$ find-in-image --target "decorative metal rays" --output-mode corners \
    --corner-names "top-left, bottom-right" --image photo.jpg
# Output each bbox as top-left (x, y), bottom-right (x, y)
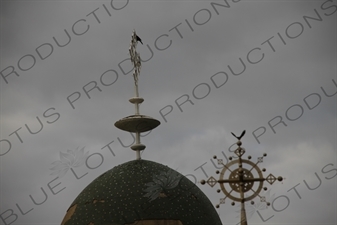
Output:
top-left (201, 131), bottom-right (283, 225)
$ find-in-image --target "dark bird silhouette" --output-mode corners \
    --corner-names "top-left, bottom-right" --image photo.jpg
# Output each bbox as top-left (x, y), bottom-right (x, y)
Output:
top-left (231, 130), bottom-right (246, 140)
top-left (136, 35), bottom-right (143, 45)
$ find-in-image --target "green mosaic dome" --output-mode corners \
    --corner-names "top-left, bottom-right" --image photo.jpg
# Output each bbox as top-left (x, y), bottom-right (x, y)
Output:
top-left (61, 159), bottom-right (222, 225)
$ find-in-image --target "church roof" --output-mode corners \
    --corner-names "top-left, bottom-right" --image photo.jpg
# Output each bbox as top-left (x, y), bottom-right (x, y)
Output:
top-left (61, 159), bottom-right (222, 225)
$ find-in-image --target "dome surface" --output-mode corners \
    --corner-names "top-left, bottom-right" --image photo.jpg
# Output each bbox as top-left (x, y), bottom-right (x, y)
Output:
top-left (61, 159), bottom-right (222, 225)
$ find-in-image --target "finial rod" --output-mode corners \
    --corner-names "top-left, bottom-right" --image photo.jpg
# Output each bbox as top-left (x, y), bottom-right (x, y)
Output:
top-left (130, 30), bottom-right (142, 159)
top-left (134, 85), bottom-right (140, 115)
top-left (114, 30), bottom-right (160, 161)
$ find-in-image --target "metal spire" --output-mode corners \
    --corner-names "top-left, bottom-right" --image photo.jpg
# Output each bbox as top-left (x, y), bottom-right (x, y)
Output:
top-left (129, 30), bottom-right (141, 93)
top-left (114, 30), bottom-right (160, 160)
top-left (201, 131), bottom-right (284, 225)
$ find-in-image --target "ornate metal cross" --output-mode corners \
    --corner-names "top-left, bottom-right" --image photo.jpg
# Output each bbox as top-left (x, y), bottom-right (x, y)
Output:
top-left (201, 131), bottom-right (283, 225)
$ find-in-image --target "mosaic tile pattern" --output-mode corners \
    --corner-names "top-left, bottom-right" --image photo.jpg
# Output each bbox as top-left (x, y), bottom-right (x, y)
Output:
top-left (61, 160), bottom-right (222, 225)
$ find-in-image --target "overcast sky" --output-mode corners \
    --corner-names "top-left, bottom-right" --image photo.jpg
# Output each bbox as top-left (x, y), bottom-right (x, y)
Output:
top-left (0, 0), bottom-right (336, 225)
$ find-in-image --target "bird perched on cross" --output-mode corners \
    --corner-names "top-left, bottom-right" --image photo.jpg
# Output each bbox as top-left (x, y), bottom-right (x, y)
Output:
top-left (231, 130), bottom-right (246, 140)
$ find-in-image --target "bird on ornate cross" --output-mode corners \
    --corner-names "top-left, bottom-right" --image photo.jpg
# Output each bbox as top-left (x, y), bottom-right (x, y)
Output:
top-left (201, 130), bottom-right (284, 225)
